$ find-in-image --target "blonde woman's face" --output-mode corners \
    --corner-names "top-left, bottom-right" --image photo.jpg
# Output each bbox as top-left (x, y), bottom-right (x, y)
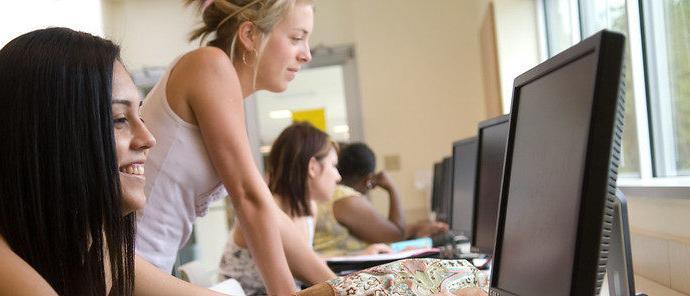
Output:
top-left (112, 61), bottom-right (156, 215)
top-left (257, 2), bottom-right (313, 92)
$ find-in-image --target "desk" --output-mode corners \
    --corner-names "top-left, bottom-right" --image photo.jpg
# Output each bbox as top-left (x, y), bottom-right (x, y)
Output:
top-left (600, 275), bottom-right (688, 296)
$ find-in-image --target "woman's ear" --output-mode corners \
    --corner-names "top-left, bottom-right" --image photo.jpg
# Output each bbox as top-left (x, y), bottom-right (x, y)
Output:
top-left (365, 172), bottom-right (376, 189)
top-left (308, 157), bottom-right (320, 178)
top-left (237, 21), bottom-right (259, 52)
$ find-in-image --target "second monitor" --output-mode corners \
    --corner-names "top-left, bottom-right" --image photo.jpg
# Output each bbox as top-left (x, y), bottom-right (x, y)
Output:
top-left (471, 114), bottom-right (510, 255)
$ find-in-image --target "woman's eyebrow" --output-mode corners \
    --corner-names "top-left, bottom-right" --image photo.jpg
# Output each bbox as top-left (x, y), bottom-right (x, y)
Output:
top-left (112, 99), bottom-right (132, 106)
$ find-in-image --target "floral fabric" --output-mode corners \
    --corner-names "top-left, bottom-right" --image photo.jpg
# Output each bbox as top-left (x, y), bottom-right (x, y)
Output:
top-left (325, 259), bottom-right (488, 295)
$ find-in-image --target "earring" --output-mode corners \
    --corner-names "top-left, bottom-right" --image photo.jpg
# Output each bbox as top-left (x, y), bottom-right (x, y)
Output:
top-left (242, 50), bottom-right (257, 66)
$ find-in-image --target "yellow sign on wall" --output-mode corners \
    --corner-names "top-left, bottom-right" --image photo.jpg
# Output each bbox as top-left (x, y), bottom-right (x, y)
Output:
top-left (292, 108), bottom-right (326, 132)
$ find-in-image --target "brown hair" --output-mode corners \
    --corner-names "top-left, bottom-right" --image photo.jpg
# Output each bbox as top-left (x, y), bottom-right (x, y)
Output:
top-left (267, 122), bottom-right (335, 217)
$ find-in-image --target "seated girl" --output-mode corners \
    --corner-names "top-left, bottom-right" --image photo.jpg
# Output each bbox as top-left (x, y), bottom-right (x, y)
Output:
top-left (0, 27), bottom-right (226, 296)
top-left (314, 143), bottom-right (448, 257)
top-left (218, 122), bottom-right (338, 295)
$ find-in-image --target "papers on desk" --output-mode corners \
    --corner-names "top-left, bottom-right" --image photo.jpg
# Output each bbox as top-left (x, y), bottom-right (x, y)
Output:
top-left (209, 278), bottom-right (245, 296)
top-left (326, 247), bottom-right (440, 263)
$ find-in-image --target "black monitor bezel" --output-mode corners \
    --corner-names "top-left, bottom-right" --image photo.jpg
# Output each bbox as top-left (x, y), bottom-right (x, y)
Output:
top-left (489, 30), bottom-right (625, 296)
top-left (449, 136), bottom-right (478, 237)
top-left (471, 114), bottom-right (510, 254)
top-left (437, 156), bottom-right (454, 223)
top-left (431, 161), bottom-right (443, 214)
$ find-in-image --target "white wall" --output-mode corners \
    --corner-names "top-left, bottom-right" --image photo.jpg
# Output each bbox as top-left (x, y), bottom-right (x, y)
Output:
top-left (344, 0), bottom-right (490, 221)
top-left (622, 189), bottom-right (690, 294)
top-left (1, 0), bottom-right (102, 47)
top-left (492, 0), bottom-right (542, 113)
top-left (102, 0), bottom-right (198, 70)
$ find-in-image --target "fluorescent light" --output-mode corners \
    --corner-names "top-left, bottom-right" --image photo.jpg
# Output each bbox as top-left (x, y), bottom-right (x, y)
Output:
top-left (333, 125), bottom-right (350, 133)
top-left (269, 110), bottom-right (292, 119)
top-left (260, 145), bottom-right (272, 154)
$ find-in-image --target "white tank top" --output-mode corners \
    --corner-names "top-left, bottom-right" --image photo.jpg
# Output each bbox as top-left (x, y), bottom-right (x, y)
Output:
top-left (136, 58), bottom-right (226, 272)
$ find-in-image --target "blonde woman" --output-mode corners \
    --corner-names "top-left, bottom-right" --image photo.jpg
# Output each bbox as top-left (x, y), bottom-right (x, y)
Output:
top-left (135, 0), bottom-right (334, 294)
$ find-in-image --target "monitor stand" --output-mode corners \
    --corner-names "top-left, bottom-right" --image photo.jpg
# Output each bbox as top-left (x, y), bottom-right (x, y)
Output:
top-left (607, 189), bottom-right (647, 296)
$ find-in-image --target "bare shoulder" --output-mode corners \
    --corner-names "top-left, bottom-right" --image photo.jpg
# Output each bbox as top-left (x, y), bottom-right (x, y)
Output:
top-left (167, 46), bottom-right (243, 124)
top-left (332, 195), bottom-right (375, 220)
top-left (171, 47), bottom-right (242, 101)
top-left (0, 236), bottom-right (58, 295)
top-left (176, 46), bottom-right (237, 79)
top-left (333, 195), bottom-right (368, 209)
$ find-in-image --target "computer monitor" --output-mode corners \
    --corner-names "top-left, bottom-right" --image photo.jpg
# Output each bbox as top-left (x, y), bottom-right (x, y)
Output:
top-left (436, 156), bottom-right (454, 223)
top-left (431, 161), bottom-right (443, 215)
top-left (489, 30), bottom-right (625, 296)
top-left (449, 137), bottom-right (478, 238)
top-left (471, 114), bottom-right (510, 255)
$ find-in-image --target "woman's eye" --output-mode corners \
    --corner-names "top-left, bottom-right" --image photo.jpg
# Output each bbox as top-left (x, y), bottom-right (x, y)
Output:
top-left (114, 117), bottom-right (128, 126)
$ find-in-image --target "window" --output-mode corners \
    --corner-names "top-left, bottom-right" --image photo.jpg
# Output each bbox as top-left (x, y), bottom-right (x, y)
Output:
top-left (642, 0), bottom-right (690, 177)
top-left (542, 0), bottom-right (690, 183)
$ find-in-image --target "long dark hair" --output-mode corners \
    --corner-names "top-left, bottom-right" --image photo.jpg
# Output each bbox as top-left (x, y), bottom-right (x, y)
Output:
top-left (267, 122), bottom-right (335, 217)
top-left (0, 28), bottom-right (134, 295)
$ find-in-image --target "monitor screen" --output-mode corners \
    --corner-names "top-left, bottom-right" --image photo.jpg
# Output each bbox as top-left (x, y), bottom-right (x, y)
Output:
top-left (491, 30), bottom-right (625, 296)
top-left (450, 137), bottom-right (478, 237)
top-left (495, 53), bottom-right (596, 295)
top-left (431, 161), bottom-right (443, 214)
top-left (472, 115), bottom-right (509, 254)
top-left (436, 156), bottom-right (454, 223)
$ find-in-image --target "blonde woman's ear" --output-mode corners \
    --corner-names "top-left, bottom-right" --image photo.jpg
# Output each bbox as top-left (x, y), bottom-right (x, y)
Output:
top-left (236, 21), bottom-right (258, 51)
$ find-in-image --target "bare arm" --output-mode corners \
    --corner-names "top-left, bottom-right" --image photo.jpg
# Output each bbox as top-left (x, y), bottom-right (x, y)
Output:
top-left (0, 237), bottom-right (58, 296)
top-left (134, 256), bottom-right (227, 296)
top-left (170, 48), bottom-right (332, 293)
top-left (333, 172), bottom-right (406, 243)
top-left (373, 172), bottom-right (406, 237)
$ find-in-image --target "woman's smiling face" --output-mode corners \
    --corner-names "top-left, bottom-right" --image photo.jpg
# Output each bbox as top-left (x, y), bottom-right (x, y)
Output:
top-left (111, 61), bottom-right (156, 214)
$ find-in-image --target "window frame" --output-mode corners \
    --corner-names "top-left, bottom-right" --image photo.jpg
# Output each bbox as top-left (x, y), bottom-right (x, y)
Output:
top-left (539, 0), bottom-right (690, 189)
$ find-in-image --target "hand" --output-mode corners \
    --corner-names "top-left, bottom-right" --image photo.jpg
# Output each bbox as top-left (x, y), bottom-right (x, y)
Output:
top-left (361, 243), bottom-right (393, 255)
top-left (414, 221), bottom-right (449, 238)
top-left (372, 171), bottom-right (395, 191)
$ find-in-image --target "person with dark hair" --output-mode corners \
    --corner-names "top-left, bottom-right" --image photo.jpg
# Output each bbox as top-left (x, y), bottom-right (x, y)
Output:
top-left (218, 122), bottom-right (338, 295)
top-left (0, 27), bottom-right (227, 296)
top-left (314, 143), bottom-right (448, 256)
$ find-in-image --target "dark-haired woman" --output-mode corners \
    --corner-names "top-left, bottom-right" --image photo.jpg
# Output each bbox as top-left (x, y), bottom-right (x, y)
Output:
top-left (0, 27), bottom-right (225, 296)
top-left (218, 122), bottom-right (339, 295)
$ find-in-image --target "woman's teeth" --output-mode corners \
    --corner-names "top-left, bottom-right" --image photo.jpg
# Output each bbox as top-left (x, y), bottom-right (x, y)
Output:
top-left (120, 164), bottom-right (144, 175)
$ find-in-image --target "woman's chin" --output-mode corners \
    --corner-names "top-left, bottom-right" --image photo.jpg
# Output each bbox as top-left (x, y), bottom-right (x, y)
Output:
top-left (121, 193), bottom-right (147, 215)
